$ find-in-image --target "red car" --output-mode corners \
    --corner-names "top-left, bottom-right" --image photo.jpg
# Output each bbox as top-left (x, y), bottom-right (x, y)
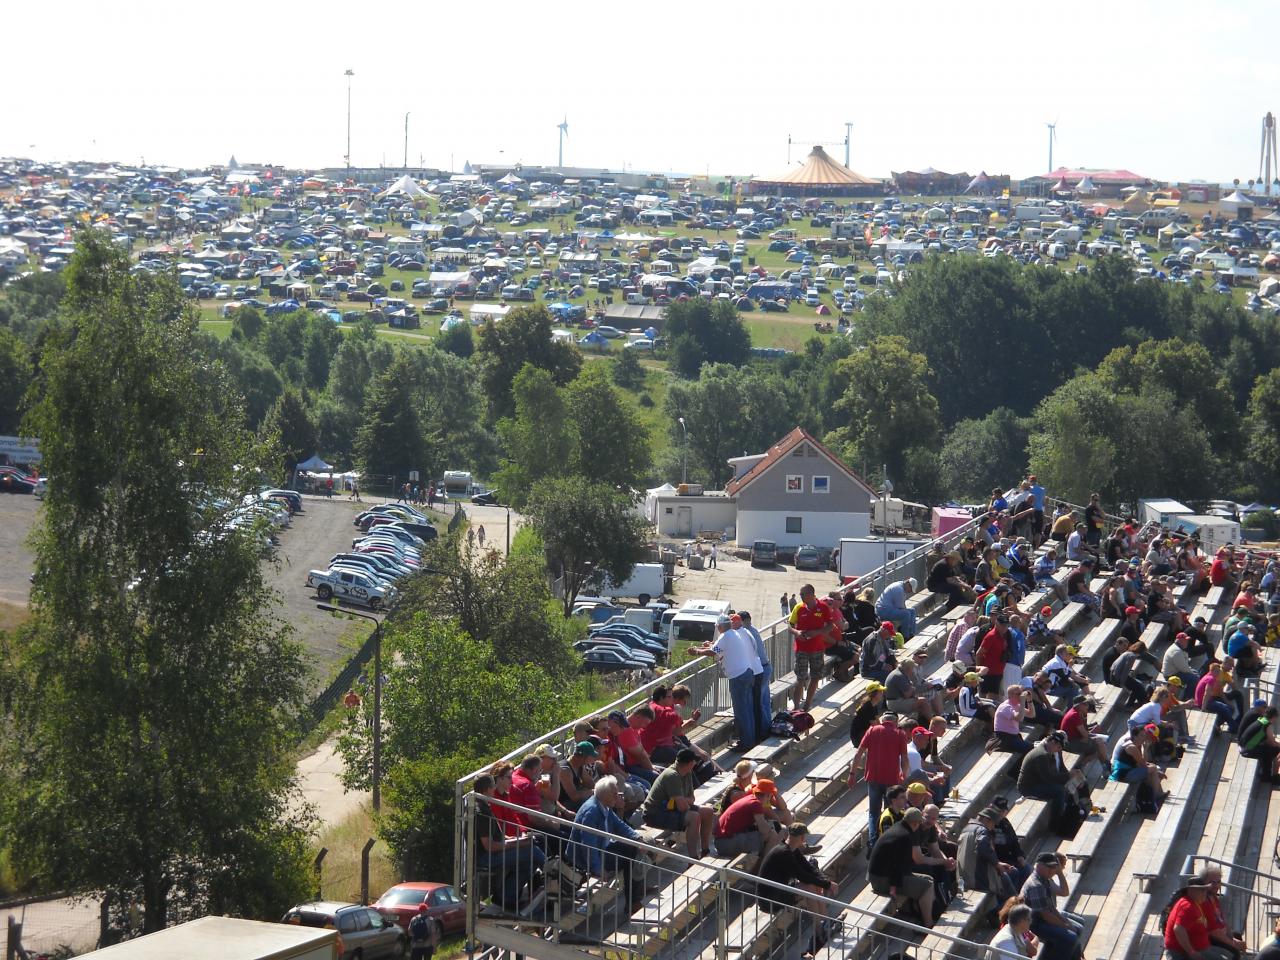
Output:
top-left (374, 882), bottom-right (465, 936)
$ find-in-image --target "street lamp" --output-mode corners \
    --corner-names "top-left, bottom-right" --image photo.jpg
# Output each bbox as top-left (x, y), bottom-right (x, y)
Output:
top-left (317, 603), bottom-right (382, 810)
top-left (678, 417), bottom-right (688, 485)
top-left (879, 471), bottom-right (893, 571)
top-left (344, 69), bottom-right (354, 169)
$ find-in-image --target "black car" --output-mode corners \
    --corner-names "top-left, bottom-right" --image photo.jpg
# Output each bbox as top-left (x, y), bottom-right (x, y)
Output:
top-left (581, 647), bottom-right (651, 673)
top-left (470, 491), bottom-right (499, 506)
top-left (0, 469), bottom-right (36, 494)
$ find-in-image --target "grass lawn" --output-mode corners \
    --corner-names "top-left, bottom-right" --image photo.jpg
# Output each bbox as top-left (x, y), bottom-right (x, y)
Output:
top-left (316, 806), bottom-right (399, 906)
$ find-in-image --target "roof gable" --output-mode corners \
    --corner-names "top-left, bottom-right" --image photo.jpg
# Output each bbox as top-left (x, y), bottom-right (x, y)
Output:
top-left (725, 427), bottom-right (875, 497)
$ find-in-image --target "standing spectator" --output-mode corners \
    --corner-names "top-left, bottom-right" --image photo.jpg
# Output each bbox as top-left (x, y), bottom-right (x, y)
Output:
top-left (790, 584), bottom-right (837, 712)
top-left (848, 712), bottom-right (910, 846)
top-left (709, 542), bottom-right (718, 569)
top-left (1022, 852), bottom-right (1083, 960)
top-left (477, 525), bottom-right (486, 547)
top-left (642, 749), bottom-right (715, 859)
top-left (875, 578), bottom-right (918, 639)
top-left (1028, 476), bottom-right (1047, 545)
top-left (349, 478), bottom-right (361, 502)
top-left (739, 611), bottom-right (773, 738)
top-left (866, 808), bottom-right (939, 927)
top-left (690, 616), bottom-right (763, 751)
top-left (780, 593), bottom-right (790, 618)
top-left (977, 616), bottom-right (1009, 696)
top-left (1084, 493), bottom-right (1106, 547)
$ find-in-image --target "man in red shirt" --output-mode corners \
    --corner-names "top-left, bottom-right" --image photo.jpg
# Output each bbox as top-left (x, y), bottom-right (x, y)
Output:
top-left (977, 616), bottom-right (1009, 696)
top-left (1165, 879), bottom-right (1231, 960)
top-left (790, 583), bottom-right (838, 712)
top-left (714, 788), bottom-right (782, 858)
top-left (1210, 548), bottom-right (1236, 593)
top-left (848, 711), bottom-right (910, 846)
top-left (1060, 695), bottom-right (1108, 764)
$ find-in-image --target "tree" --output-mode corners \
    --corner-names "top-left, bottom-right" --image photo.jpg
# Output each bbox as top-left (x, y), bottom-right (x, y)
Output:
top-left (437, 321), bottom-right (474, 358)
top-left (1, 232), bottom-right (313, 932)
top-left (0, 326), bottom-right (32, 435)
top-left (476, 305), bottom-right (581, 421)
top-left (354, 352), bottom-right (437, 485)
top-left (1247, 369), bottom-right (1280, 498)
top-left (665, 298), bottom-right (751, 378)
top-left (824, 336), bottom-right (941, 497)
top-left (611, 346), bottom-right (645, 390)
top-left (524, 477), bottom-right (650, 616)
top-left (938, 408), bottom-right (1029, 501)
top-left (260, 386), bottom-right (317, 480)
top-left (565, 365), bottom-right (651, 490)
top-left (493, 365), bottom-right (573, 508)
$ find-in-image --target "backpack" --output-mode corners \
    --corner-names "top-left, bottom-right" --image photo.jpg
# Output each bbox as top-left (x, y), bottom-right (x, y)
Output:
top-left (1135, 780), bottom-right (1161, 815)
top-left (409, 912), bottom-right (434, 945)
top-left (769, 711), bottom-right (796, 738)
top-left (789, 709), bottom-right (816, 736)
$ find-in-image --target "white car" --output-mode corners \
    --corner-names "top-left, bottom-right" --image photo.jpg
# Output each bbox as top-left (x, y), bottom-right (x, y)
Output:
top-left (307, 567), bottom-right (397, 609)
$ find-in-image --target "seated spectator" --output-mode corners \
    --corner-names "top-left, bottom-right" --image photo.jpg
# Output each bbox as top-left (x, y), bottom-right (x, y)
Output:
top-left (1004, 539), bottom-right (1035, 589)
top-left (849, 681), bottom-right (887, 747)
top-left (988, 796), bottom-right (1032, 888)
top-left (1021, 852), bottom-right (1084, 960)
top-left (1210, 547), bottom-right (1237, 594)
top-left (1026, 605), bottom-right (1057, 648)
top-left (714, 785), bottom-right (782, 858)
top-left (1043, 644), bottom-right (1090, 697)
top-left (509, 755), bottom-right (566, 838)
top-left (1035, 551), bottom-right (1068, 603)
top-left (756, 821), bottom-right (838, 916)
top-left (958, 806), bottom-right (1019, 900)
top-left (559, 741), bottom-right (600, 814)
top-left (878, 784), bottom-right (910, 834)
top-left (1237, 702), bottom-right (1280, 783)
top-left (990, 685), bottom-right (1032, 755)
top-left (953, 616), bottom-right (989, 671)
top-left (1129, 686), bottom-right (1185, 743)
top-left (489, 763), bottom-right (529, 836)
top-left (642, 749), bottom-right (715, 859)
top-left (640, 687), bottom-right (685, 765)
top-left (992, 903), bottom-right (1038, 959)
top-left (474, 773), bottom-right (547, 910)
top-left (918, 802), bottom-right (959, 906)
top-left (1061, 695), bottom-right (1110, 766)
top-left (1164, 879), bottom-right (1233, 960)
top-left (1017, 731), bottom-right (1081, 819)
top-left (1162, 632), bottom-right (1201, 690)
top-left (752, 777), bottom-right (795, 828)
top-left (605, 709), bottom-right (657, 787)
top-left (1182, 616), bottom-right (1218, 667)
top-left (875, 578), bottom-right (919, 640)
top-left (1110, 725), bottom-right (1167, 800)
top-left (927, 551), bottom-right (973, 611)
top-left (1050, 507), bottom-right (1075, 544)
top-left (1198, 866), bottom-right (1250, 960)
top-left (569, 776), bottom-right (643, 902)
top-left (1100, 575), bottom-right (1126, 619)
top-left (669, 685), bottom-right (720, 768)
top-left (1065, 558), bottom-right (1100, 612)
top-left (844, 587), bottom-right (880, 645)
top-left (1225, 622), bottom-right (1265, 676)
top-left (866, 807), bottom-right (939, 926)
top-left (1196, 663), bottom-right (1241, 734)
top-left (1110, 640), bottom-right (1160, 707)
top-left (975, 548), bottom-right (1000, 592)
top-left (907, 726), bottom-right (950, 802)
top-left (946, 607), bottom-right (980, 662)
top-left (1066, 523), bottom-right (1090, 563)
top-left (861, 620), bottom-right (901, 683)
top-left (958, 671), bottom-right (996, 724)
top-left (885, 655), bottom-right (943, 723)
top-left (1026, 672), bottom-right (1064, 730)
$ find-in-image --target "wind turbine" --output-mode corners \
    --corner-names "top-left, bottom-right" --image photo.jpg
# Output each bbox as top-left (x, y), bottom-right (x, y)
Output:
top-left (1046, 120), bottom-right (1058, 174)
top-left (557, 117), bottom-right (569, 168)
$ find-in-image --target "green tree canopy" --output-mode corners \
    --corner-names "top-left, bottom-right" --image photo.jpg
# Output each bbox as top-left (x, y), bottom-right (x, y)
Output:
top-left (260, 386), bottom-right (318, 479)
top-left (665, 298), bottom-right (752, 378)
top-left (938, 408), bottom-right (1029, 501)
top-left (354, 352), bottom-right (438, 484)
top-left (1, 232), bottom-right (312, 931)
top-left (564, 364), bottom-right (651, 490)
top-left (476, 305), bottom-right (581, 421)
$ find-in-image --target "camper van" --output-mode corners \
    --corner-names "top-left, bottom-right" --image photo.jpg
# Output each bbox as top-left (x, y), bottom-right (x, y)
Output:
top-left (442, 470), bottom-right (473, 497)
top-left (1169, 515), bottom-right (1242, 555)
top-left (666, 599), bottom-right (732, 652)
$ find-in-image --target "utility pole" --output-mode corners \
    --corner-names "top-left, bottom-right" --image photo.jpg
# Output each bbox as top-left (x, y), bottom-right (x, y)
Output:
top-left (403, 112), bottom-right (409, 170)
top-left (344, 69), bottom-right (354, 169)
top-left (844, 122), bottom-right (853, 168)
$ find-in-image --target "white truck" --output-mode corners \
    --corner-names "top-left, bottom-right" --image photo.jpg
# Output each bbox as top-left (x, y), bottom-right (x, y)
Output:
top-left (307, 567), bottom-right (397, 609)
top-left (74, 916), bottom-right (336, 960)
top-left (595, 562), bottom-right (666, 601)
top-left (1138, 498), bottom-right (1193, 528)
top-left (1169, 515), bottom-right (1242, 555)
top-left (666, 598), bottom-right (732, 652)
top-left (837, 536), bottom-right (923, 583)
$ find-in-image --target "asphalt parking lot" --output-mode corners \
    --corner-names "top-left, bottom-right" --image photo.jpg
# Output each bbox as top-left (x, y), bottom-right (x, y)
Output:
top-left (667, 546), bottom-right (843, 630)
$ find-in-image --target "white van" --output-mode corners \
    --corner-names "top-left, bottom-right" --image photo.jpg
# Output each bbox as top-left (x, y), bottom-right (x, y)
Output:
top-left (666, 598), bottom-right (732, 653)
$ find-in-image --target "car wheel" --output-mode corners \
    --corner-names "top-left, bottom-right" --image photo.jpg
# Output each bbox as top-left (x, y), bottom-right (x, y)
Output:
top-left (317, 584), bottom-right (333, 600)
top-left (368, 597), bottom-right (380, 610)
top-left (391, 936), bottom-right (407, 960)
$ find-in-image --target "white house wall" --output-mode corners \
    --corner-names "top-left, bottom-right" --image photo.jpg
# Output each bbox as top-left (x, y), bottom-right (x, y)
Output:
top-left (737, 510), bottom-right (870, 550)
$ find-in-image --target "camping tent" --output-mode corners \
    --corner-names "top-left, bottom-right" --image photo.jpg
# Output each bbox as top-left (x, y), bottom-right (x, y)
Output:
top-left (750, 146), bottom-right (881, 196)
top-left (1074, 176), bottom-right (1098, 195)
top-left (644, 483), bottom-right (677, 523)
top-left (498, 172), bottom-right (524, 185)
top-left (1220, 191), bottom-right (1254, 219)
top-left (379, 174), bottom-right (428, 199)
top-left (1122, 190), bottom-right (1150, 213)
top-left (297, 453), bottom-right (333, 472)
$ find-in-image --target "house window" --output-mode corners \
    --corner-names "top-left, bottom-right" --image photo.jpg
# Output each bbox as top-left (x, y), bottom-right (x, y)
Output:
top-left (786, 516), bottom-right (803, 534)
top-left (665, 507), bottom-right (673, 514)
top-left (785, 474), bottom-right (803, 493)
top-left (812, 476), bottom-right (830, 494)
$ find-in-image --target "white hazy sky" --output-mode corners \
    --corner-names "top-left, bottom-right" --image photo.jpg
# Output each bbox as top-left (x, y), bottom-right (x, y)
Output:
top-left (4, 0), bottom-right (1277, 183)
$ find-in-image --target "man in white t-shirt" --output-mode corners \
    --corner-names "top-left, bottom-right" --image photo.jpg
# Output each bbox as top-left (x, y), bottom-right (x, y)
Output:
top-left (691, 615), bottom-right (763, 751)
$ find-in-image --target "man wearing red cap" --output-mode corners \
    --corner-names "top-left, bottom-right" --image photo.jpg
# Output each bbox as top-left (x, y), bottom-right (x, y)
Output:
top-left (861, 620), bottom-right (900, 683)
top-left (408, 901), bottom-right (441, 960)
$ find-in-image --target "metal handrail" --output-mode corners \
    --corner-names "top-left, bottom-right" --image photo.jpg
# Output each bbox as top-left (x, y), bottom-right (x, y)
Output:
top-left (1181, 854), bottom-right (1280, 891)
top-left (464, 793), bottom-right (1025, 960)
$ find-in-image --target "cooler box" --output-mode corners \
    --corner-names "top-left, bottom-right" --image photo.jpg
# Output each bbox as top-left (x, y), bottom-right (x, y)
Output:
top-left (932, 507), bottom-right (972, 539)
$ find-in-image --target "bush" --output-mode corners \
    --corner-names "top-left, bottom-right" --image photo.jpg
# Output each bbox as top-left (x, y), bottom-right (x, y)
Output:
top-left (1243, 508), bottom-right (1278, 539)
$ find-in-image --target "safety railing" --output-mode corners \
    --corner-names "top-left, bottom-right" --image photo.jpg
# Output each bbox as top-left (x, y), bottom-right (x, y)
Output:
top-left (1180, 854), bottom-right (1280, 950)
top-left (461, 794), bottom-right (1022, 960)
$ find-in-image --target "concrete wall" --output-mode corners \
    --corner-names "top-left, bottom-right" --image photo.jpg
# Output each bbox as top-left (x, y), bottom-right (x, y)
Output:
top-left (737, 510), bottom-right (870, 550)
top-left (654, 496), bottom-right (737, 539)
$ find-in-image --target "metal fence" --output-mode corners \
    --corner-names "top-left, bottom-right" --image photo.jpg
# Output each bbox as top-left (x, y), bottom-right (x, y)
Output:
top-left (299, 625), bottom-right (380, 737)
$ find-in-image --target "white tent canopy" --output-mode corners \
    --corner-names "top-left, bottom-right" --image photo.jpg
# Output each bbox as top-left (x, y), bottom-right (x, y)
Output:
top-left (644, 483), bottom-right (677, 523)
top-left (379, 174), bottom-right (429, 199)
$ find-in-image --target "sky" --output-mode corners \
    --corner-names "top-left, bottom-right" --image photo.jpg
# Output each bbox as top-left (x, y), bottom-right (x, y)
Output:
top-left (4, 0), bottom-right (1278, 184)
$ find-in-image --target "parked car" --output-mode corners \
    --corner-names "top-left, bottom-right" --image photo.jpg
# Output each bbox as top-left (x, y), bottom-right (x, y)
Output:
top-left (282, 901), bottom-right (407, 960)
top-left (0, 470), bottom-right (36, 495)
top-left (750, 540), bottom-right (778, 567)
top-left (581, 646), bottom-right (653, 672)
top-left (794, 544), bottom-right (822, 570)
top-left (307, 568), bottom-right (397, 609)
top-left (471, 490), bottom-right (500, 505)
top-left (374, 882), bottom-right (466, 936)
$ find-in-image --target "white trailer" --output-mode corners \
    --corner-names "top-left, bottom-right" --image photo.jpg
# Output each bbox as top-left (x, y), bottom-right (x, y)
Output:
top-left (667, 598), bottom-right (732, 652)
top-left (1139, 498), bottom-right (1194, 528)
top-left (74, 916), bottom-right (336, 960)
top-left (596, 562), bottom-right (666, 601)
top-left (838, 536), bottom-right (923, 582)
top-left (1169, 515), bottom-right (1242, 554)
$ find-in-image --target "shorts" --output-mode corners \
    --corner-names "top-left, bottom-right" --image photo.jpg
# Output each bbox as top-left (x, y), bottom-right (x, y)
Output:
top-left (794, 650), bottom-right (827, 682)
top-left (643, 807), bottom-right (688, 831)
top-left (714, 831), bottom-right (761, 858)
top-left (869, 871), bottom-right (932, 901)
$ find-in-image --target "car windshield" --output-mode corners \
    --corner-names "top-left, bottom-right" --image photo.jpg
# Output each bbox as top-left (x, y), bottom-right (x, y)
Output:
top-left (379, 888), bottom-right (428, 907)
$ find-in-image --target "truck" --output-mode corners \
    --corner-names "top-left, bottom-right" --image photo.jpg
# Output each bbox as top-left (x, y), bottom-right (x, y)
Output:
top-left (74, 915), bottom-right (337, 960)
top-left (1138, 498), bottom-right (1194, 528)
top-left (1169, 515), bottom-right (1242, 555)
top-left (594, 562), bottom-right (666, 601)
top-left (666, 598), bottom-right (732, 652)
top-left (837, 536), bottom-right (924, 583)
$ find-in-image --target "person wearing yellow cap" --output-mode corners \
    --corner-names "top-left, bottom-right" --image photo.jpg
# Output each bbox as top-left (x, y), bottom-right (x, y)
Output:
top-left (957, 671), bottom-right (996, 724)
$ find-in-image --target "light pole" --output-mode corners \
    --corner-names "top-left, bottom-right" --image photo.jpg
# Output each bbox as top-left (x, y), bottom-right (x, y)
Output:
top-left (318, 603), bottom-right (382, 810)
top-left (678, 417), bottom-right (688, 485)
top-left (344, 69), bottom-right (354, 169)
top-left (880, 470), bottom-right (893, 570)
top-left (504, 503), bottom-right (512, 554)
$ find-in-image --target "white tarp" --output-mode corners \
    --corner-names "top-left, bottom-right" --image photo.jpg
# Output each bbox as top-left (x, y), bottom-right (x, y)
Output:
top-left (644, 483), bottom-right (677, 523)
